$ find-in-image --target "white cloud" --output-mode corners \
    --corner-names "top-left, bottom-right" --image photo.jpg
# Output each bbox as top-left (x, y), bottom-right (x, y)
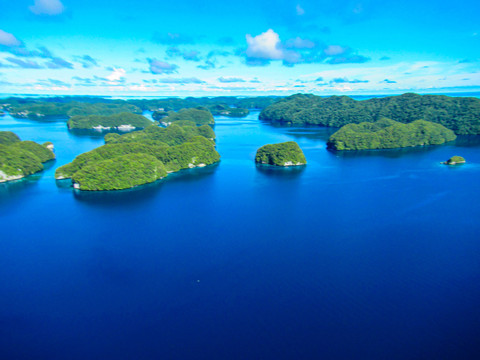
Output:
top-left (246, 29), bottom-right (284, 60)
top-left (107, 68), bottom-right (126, 82)
top-left (0, 30), bottom-right (22, 47)
top-left (29, 0), bottom-right (65, 16)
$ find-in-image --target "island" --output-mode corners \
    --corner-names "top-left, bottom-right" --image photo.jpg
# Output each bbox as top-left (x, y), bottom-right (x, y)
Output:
top-left (67, 112), bottom-right (152, 131)
top-left (158, 108), bottom-right (215, 126)
top-left (259, 93), bottom-right (480, 135)
top-left (255, 141), bottom-right (307, 166)
top-left (0, 131), bottom-right (55, 182)
top-left (443, 156), bottom-right (466, 165)
top-left (327, 118), bottom-right (456, 150)
top-left (2, 98), bottom-right (142, 120)
top-left (55, 122), bottom-right (220, 191)
top-left (209, 104), bottom-right (249, 118)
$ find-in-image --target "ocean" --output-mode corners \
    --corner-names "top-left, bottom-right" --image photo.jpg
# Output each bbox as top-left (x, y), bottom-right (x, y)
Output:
top-left (1, 107), bottom-right (480, 359)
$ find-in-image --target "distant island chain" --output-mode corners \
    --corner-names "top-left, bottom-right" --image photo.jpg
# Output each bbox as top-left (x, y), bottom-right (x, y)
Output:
top-left (1, 92), bottom-right (476, 190)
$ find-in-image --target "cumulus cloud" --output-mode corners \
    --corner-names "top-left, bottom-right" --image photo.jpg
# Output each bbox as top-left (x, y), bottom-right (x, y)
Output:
top-left (148, 58), bottom-right (178, 74)
top-left (246, 29), bottom-right (284, 60)
top-left (107, 68), bottom-right (126, 82)
top-left (218, 77), bottom-right (245, 83)
top-left (29, 0), bottom-right (65, 16)
top-left (0, 30), bottom-right (22, 47)
top-left (245, 29), bottom-right (303, 66)
top-left (243, 29), bottom-right (368, 67)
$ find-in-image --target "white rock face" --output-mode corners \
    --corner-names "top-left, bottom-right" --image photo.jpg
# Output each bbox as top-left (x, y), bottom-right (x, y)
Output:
top-left (0, 170), bottom-right (23, 183)
top-left (92, 125), bottom-right (111, 131)
top-left (117, 124), bottom-right (135, 131)
top-left (73, 183), bottom-right (80, 189)
top-left (283, 161), bottom-right (304, 166)
top-left (46, 143), bottom-right (54, 152)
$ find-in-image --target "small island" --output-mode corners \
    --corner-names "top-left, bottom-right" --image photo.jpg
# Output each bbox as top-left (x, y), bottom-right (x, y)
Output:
top-left (255, 141), bottom-right (307, 166)
top-left (327, 118), bottom-right (456, 151)
top-left (56, 122), bottom-right (220, 191)
top-left (209, 104), bottom-right (249, 118)
top-left (158, 108), bottom-right (215, 126)
top-left (443, 156), bottom-right (466, 165)
top-left (0, 131), bottom-right (55, 183)
top-left (67, 112), bottom-right (152, 131)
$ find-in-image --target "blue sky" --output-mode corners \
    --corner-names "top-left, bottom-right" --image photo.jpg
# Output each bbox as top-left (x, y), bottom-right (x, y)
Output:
top-left (0, 0), bottom-right (479, 96)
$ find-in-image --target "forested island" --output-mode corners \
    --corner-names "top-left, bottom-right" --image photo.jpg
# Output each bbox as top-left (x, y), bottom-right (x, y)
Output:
top-left (327, 118), bottom-right (457, 150)
top-left (154, 108), bottom-right (214, 125)
top-left (56, 122), bottom-right (220, 191)
top-left (208, 104), bottom-right (249, 118)
top-left (1, 99), bottom-right (141, 119)
top-left (67, 112), bottom-right (152, 131)
top-left (260, 93), bottom-right (480, 135)
top-left (0, 95), bottom-right (277, 121)
top-left (255, 141), bottom-right (307, 166)
top-left (0, 131), bottom-right (55, 182)
top-left (443, 156), bottom-right (466, 165)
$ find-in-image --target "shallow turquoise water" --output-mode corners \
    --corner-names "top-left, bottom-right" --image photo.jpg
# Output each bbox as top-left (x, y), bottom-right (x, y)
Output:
top-left (1, 111), bottom-right (480, 359)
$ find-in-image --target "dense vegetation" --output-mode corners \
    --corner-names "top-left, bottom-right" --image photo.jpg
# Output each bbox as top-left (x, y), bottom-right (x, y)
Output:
top-left (67, 112), bottom-right (152, 130)
top-left (0, 131), bottom-right (55, 182)
top-left (327, 118), bottom-right (457, 150)
top-left (129, 96), bottom-right (279, 112)
top-left (0, 96), bottom-right (278, 123)
top-left (154, 108), bottom-right (214, 125)
top-left (443, 155), bottom-right (466, 165)
top-left (208, 104), bottom-right (249, 117)
top-left (56, 122), bottom-right (220, 191)
top-left (260, 93), bottom-right (480, 135)
top-left (255, 141), bottom-right (307, 166)
top-left (71, 153), bottom-right (167, 191)
top-left (1, 98), bottom-right (141, 119)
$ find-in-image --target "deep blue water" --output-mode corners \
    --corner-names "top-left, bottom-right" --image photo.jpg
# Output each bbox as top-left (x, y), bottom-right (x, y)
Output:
top-left (1, 110), bottom-right (480, 359)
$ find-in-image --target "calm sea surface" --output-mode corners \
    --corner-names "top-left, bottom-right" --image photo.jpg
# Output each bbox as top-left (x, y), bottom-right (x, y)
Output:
top-left (1, 109), bottom-right (480, 359)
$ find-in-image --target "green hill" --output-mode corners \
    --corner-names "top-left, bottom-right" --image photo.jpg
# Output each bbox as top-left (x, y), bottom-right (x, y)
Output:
top-left (327, 118), bottom-right (457, 150)
top-left (0, 131), bottom-right (55, 182)
top-left (255, 141), bottom-right (307, 166)
top-left (56, 122), bottom-right (220, 191)
top-left (259, 93), bottom-right (480, 135)
top-left (67, 112), bottom-right (152, 130)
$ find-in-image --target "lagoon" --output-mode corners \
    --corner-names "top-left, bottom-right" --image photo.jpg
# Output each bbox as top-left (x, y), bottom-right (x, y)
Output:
top-left (1, 109), bottom-right (480, 359)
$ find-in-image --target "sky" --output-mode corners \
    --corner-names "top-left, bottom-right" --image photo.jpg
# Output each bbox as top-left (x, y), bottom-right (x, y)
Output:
top-left (0, 0), bottom-right (479, 96)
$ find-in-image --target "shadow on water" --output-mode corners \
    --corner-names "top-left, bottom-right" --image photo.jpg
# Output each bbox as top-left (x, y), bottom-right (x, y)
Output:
top-left (255, 163), bottom-right (306, 179)
top-left (454, 135), bottom-right (480, 148)
top-left (328, 143), bottom-right (446, 159)
top-left (68, 128), bottom-right (143, 139)
top-left (0, 160), bottom-right (55, 200)
top-left (69, 163), bottom-right (220, 207)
